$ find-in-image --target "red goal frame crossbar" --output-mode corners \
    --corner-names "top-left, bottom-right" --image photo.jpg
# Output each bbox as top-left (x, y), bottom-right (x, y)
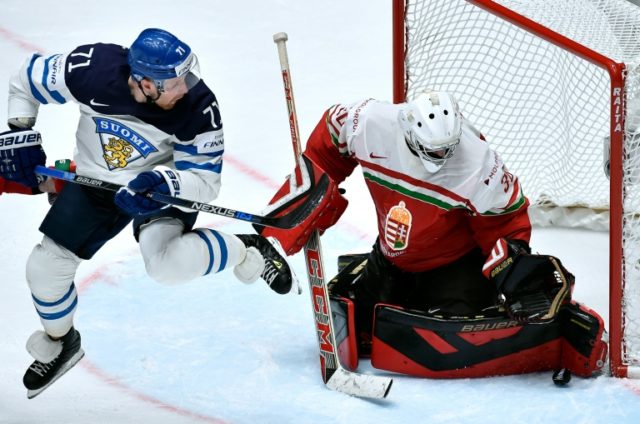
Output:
top-left (392, 0), bottom-right (628, 377)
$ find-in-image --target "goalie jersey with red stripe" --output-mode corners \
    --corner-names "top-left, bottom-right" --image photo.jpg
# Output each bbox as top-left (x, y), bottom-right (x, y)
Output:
top-left (7, 43), bottom-right (224, 203)
top-left (304, 99), bottom-right (532, 272)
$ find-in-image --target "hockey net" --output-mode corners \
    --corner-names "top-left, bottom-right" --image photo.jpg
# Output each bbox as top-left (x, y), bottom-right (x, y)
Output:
top-left (393, 0), bottom-right (640, 377)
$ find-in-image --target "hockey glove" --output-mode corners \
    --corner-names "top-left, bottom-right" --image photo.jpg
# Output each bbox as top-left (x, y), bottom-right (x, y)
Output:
top-left (482, 238), bottom-right (574, 323)
top-left (114, 165), bottom-right (180, 216)
top-left (0, 128), bottom-right (47, 187)
top-left (256, 154), bottom-right (348, 255)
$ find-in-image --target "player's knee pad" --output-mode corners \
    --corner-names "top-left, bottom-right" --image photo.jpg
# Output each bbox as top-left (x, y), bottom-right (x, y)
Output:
top-left (141, 230), bottom-right (205, 285)
top-left (26, 236), bottom-right (81, 338)
top-left (139, 220), bottom-right (244, 284)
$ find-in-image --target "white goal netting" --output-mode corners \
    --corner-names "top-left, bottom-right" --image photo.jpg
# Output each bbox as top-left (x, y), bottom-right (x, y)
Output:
top-left (401, 0), bottom-right (640, 373)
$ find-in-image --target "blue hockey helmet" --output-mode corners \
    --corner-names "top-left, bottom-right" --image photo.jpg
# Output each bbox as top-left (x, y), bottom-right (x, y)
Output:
top-left (128, 28), bottom-right (200, 91)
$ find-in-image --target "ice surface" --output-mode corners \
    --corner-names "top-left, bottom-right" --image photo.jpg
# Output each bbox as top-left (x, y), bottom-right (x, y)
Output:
top-left (1, 1), bottom-right (639, 423)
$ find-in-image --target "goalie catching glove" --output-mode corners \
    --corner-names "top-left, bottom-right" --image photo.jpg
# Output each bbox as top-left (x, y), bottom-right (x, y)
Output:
top-left (482, 238), bottom-right (574, 323)
top-left (256, 155), bottom-right (348, 255)
top-left (0, 128), bottom-right (47, 188)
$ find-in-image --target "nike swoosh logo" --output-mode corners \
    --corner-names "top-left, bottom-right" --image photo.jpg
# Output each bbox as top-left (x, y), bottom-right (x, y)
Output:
top-left (369, 152), bottom-right (387, 159)
top-left (89, 99), bottom-right (109, 107)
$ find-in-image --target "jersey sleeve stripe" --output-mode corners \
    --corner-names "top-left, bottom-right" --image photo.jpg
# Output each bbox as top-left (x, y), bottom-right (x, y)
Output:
top-left (326, 104), bottom-right (348, 153)
top-left (175, 160), bottom-right (223, 173)
top-left (26, 54), bottom-right (48, 104)
top-left (173, 143), bottom-right (223, 157)
top-left (506, 178), bottom-right (521, 208)
top-left (25, 53), bottom-right (68, 105)
top-left (479, 194), bottom-right (527, 216)
top-left (42, 55), bottom-right (67, 104)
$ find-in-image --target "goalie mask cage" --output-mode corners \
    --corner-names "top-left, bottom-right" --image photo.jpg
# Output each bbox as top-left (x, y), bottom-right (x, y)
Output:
top-left (392, 0), bottom-right (640, 378)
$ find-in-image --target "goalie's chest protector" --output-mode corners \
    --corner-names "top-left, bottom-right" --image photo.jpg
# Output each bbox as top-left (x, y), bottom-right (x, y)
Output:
top-left (345, 100), bottom-right (504, 272)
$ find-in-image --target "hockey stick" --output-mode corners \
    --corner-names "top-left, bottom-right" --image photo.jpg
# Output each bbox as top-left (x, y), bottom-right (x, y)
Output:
top-left (35, 165), bottom-right (318, 229)
top-left (273, 32), bottom-right (393, 399)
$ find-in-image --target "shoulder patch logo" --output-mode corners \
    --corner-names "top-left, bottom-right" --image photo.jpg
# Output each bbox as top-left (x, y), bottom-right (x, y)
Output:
top-left (384, 201), bottom-right (412, 251)
top-left (93, 118), bottom-right (158, 170)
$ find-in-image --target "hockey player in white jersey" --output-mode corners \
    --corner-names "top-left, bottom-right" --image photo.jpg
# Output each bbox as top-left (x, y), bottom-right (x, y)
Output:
top-left (2, 28), bottom-right (297, 399)
top-left (259, 90), bottom-right (608, 381)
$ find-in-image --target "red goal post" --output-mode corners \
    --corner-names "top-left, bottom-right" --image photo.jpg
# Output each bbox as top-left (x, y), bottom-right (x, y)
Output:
top-left (393, 0), bottom-right (640, 378)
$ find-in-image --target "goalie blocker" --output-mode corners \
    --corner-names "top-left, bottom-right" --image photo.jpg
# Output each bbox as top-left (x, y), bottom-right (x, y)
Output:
top-left (255, 154), bottom-right (347, 253)
top-left (329, 254), bottom-right (607, 380)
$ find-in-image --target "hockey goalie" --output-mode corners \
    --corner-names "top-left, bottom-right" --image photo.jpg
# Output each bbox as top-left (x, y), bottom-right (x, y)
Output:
top-left (258, 90), bottom-right (608, 383)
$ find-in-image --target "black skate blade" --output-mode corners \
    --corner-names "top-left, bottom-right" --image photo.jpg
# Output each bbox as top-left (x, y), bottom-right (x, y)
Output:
top-left (26, 349), bottom-right (85, 399)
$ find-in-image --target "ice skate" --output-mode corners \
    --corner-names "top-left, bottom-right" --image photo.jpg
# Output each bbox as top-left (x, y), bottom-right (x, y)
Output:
top-left (23, 327), bottom-right (85, 399)
top-left (236, 234), bottom-right (300, 294)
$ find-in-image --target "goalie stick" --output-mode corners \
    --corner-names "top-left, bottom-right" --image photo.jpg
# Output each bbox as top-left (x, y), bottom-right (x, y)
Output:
top-left (273, 32), bottom-right (393, 399)
top-left (35, 165), bottom-right (319, 229)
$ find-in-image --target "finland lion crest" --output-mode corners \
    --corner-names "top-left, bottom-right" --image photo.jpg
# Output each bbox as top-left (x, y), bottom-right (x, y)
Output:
top-left (93, 117), bottom-right (158, 170)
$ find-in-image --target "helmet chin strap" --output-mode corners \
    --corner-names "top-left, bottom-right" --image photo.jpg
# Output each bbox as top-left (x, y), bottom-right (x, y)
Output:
top-left (137, 80), bottom-right (161, 104)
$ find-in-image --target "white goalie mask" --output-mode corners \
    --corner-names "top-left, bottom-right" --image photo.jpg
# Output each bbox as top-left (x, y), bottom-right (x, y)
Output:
top-left (398, 90), bottom-right (462, 173)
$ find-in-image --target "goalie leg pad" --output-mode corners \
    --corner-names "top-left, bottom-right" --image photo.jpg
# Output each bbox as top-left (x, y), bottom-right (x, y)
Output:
top-left (329, 295), bottom-right (359, 371)
top-left (328, 253), bottom-right (370, 367)
top-left (559, 301), bottom-right (608, 377)
top-left (370, 304), bottom-right (564, 378)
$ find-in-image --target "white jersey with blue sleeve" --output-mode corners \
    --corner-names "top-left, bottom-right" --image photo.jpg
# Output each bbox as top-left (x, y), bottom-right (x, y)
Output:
top-left (7, 43), bottom-right (224, 203)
